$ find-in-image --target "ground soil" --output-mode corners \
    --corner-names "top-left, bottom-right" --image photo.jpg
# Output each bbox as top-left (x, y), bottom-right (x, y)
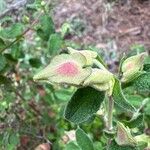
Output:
top-left (53, 0), bottom-right (150, 54)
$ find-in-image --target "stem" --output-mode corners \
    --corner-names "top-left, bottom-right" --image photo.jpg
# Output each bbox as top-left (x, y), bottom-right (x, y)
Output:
top-left (106, 96), bottom-right (114, 150)
top-left (93, 59), bottom-right (107, 70)
top-left (107, 96), bottom-right (114, 131)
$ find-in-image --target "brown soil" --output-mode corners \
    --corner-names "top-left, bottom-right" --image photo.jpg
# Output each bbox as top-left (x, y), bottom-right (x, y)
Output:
top-left (53, 0), bottom-right (150, 54)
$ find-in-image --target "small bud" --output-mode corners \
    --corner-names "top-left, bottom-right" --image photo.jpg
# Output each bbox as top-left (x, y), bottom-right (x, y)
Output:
top-left (41, 1), bottom-right (46, 6)
top-left (67, 47), bottom-right (97, 66)
top-left (33, 54), bottom-right (91, 86)
top-left (115, 122), bottom-right (137, 146)
top-left (121, 52), bottom-right (147, 82)
top-left (83, 69), bottom-right (113, 85)
top-left (83, 69), bottom-right (115, 95)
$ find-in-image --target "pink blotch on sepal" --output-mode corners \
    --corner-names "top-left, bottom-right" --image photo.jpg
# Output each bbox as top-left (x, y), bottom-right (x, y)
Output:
top-left (56, 62), bottom-right (79, 76)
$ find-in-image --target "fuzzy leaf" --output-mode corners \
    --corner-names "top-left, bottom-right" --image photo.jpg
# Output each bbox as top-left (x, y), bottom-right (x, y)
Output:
top-left (76, 128), bottom-right (94, 150)
top-left (108, 140), bottom-right (138, 150)
top-left (121, 52), bottom-right (147, 83)
top-left (123, 114), bottom-right (143, 128)
top-left (67, 47), bottom-right (97, 66)
top-left (64, 87), bottom-right (105, 124)
top-left (112, 78), bottom-right (136, 113)
top-left (133, 73), bottom-right (150, 94)
top-left (115, 122), bottom-right (137, 146)
top-left (33, 54), bottom-right (91, 86)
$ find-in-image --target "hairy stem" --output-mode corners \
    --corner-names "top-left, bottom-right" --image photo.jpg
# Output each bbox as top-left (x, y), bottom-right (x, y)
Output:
top-left (107, 96), bottom-right (114, 131)
top-left (106, 96), bottom-right (114, 150)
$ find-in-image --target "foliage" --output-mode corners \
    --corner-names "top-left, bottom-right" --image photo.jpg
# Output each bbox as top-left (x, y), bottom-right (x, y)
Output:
top-left (0, 0), bottom-right (150, 150)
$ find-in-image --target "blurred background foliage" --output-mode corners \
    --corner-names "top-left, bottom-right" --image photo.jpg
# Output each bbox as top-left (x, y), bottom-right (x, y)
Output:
top-left (0, 0), bottom-right (150, 149)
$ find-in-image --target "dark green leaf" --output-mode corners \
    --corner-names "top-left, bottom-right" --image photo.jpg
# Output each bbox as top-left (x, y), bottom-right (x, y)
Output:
top-left (65, 141), bottom-right (81, 150)
top-left (64, 87), bottom-right (105, 124)
top-left (76, 128), bottom-right (94, 150)
top-left (48, 33), bottom-right (63, 55)
top-left (4, 53), bottom-right (17, 64)
top-left (133, 73), bottom-right (150, 94)
top-left (112, 78), bottom-right (136, 113)
top-left (29, 58), bottom-right (41, 68)
top-left (108, 140), bottom-right (138, 150)
top-left (0, 75), bottom-right (11, 85)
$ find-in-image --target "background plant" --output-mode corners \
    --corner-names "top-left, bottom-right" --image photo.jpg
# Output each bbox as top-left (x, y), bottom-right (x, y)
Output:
top-left (0, 0), bottom-right (150, 150)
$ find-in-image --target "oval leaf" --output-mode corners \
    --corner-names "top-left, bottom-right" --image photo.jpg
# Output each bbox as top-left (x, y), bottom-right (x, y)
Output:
top-left (64, 87), bottom-right (105, 124)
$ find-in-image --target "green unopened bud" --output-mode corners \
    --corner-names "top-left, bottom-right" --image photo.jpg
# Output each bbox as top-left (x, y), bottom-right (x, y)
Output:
top-left (115, 122), bottom-right (137, 146)
top-left (83, 69), bottom-right (115, 96)
top-left (83, 69), bottom-right (113, 85)
top-left (33, 53), bottom-right (91, 86)
top-left (67, 47), bottom-right (97, 66)
top-left (121, 52), bottom-right (147, 82)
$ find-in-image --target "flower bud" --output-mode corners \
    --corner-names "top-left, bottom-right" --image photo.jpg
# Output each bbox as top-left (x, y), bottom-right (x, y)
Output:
top-left (83, 69), bottom-right (115, 95)
top-left (33, 53), bottom-right (91, 86)
top-left (121, 52), bottom-right (147, 82)
top-left (67, 47), bottom-right (97, 66)
top-left (115, 122), bottom-right (137, 146)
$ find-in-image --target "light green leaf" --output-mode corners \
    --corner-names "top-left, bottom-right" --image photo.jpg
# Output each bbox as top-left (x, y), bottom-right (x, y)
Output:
top-left (76, 128), bottom-right (94, 150)
top-left (64, 87), bottom-right (105, 124)
top-left (33, 53), bottom-right (91, 86)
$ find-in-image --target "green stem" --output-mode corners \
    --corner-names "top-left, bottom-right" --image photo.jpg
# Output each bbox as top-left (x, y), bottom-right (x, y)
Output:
top-left (107, 96), bottom-right (114, 131)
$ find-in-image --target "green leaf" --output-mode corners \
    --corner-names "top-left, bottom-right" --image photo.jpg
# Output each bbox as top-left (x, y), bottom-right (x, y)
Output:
top-left (11, 42), bottom-right (24, 59)
top-left (37, 15), bottom-right (55, 40)
top-left (48, 33), bottom-right (63, 55)
top-left (123, 114), bottom-right (143, 128)
top-left (133, 73), bottom-right (150, 94)
top-left (64, 87), bottom-right (105, 124)
top-left (29, 58), bottom-right (41, 68)
top-left (9, 133), bottom-right (20, 146)
top-left (0, 23), bottom-right (24, 39)
top-left (65, 141), bottom-right (81, 150)
top-left (76, 128), bottom-right (94, 150)
top-left (0, 37), bottom-right (6, 51)
top-left (0, 75), bottom-right (11, 85)
top-left (108, 140), bottom-right (138, 150)
top-left (0, 54), bottom-right (6, 71)
top-left (112, 78), bottom-right (136, 113)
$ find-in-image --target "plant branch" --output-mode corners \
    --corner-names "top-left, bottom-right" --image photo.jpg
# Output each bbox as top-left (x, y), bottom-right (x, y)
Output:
top-left (0, 0), bottom-right (52, 53)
